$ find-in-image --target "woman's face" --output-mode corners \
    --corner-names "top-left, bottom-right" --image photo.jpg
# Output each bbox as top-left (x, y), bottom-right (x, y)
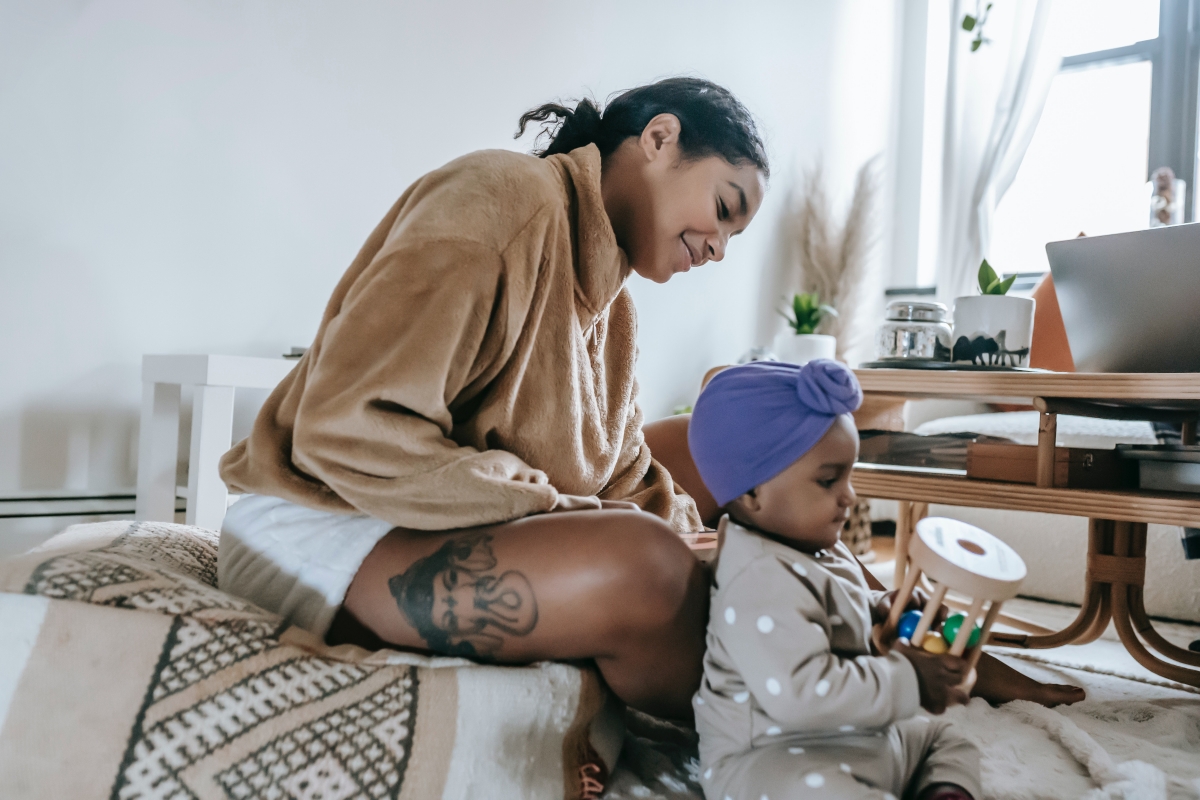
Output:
top-left (604, 115), bottom-right (767, 284)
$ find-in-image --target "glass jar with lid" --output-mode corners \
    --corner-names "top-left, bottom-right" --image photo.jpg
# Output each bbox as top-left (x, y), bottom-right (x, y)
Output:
top-left (875, 301), bottom-right (953, 361)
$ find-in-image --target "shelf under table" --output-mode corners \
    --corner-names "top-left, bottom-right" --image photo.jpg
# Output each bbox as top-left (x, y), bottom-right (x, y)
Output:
top-left (852, 466), bottom-right (1200, 528)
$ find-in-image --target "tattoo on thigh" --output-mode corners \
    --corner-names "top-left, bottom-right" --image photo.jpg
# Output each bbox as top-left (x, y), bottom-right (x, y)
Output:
top-left (387, 532), bottom-right (538, 658)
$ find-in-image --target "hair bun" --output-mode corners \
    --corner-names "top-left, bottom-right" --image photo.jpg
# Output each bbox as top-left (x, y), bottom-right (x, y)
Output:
top-left (794, 359), bottom-right (863, 415)
top-left (558, 98), bottom-right (602, 140)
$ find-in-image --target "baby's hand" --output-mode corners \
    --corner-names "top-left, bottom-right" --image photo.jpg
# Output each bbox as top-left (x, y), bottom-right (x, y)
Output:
top-left (894, 642), bottom-right (971, 714)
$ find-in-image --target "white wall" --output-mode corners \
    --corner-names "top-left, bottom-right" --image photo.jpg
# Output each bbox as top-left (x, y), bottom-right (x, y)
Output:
top-left (3, 0), bottom-right (896, 496)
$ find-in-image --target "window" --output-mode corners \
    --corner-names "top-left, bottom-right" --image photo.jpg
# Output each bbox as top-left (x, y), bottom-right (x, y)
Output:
top-left (989, 0), bottom-right (1198, 275)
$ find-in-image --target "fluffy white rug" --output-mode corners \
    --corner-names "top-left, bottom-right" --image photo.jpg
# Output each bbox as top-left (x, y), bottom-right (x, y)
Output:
top-left (946, 657), bottom-right (1200, 800)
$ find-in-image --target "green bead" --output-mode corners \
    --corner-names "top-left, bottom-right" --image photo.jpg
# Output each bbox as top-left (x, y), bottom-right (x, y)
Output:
top-left (942, 613), bottom-right (981, 648)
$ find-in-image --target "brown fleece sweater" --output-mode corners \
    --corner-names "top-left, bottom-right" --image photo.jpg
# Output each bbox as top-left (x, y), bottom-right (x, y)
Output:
top-left (220, 144), bottom-right (702, 533)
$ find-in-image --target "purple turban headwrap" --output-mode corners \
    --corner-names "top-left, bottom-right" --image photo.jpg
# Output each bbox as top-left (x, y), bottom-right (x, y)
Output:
top-left (687, 359), bottom-right (863, 506)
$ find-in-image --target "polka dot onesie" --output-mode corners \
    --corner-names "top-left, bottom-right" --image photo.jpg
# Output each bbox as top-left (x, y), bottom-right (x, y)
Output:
top-left (694, 517), bottom-right (981, 800)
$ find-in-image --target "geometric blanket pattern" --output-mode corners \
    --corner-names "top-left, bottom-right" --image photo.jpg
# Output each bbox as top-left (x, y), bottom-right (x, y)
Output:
top-left (0, 521), bottom-right (623, 800)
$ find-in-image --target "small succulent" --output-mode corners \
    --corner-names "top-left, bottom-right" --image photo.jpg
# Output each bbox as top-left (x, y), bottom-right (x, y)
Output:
top-left (977, 259), bottom-right (1015, 295)
top-left (781, 292), bottom-right (837, 335)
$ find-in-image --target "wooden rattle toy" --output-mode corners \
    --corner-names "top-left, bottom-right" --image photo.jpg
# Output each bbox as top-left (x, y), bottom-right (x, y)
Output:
top-left (873, 517), bottom-right (1027, 690)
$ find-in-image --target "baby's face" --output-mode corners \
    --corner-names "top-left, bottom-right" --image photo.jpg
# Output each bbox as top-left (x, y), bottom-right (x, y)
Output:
top-left (729, 415), bottom-right (859, 553)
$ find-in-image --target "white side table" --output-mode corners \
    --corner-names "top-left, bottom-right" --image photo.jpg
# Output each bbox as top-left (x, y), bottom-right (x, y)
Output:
top-left (135, 354), bottom-right (295, 531)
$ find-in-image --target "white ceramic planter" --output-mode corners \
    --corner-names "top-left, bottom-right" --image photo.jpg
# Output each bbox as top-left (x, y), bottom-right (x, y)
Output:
top-left (951, 295), bottom-right (1035, 367)
top-left (772, 332), bottom-right (837, 365)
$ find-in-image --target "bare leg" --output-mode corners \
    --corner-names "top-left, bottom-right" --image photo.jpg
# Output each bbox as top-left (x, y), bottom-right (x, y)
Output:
top-left (333, 509), bottom-right (709, 719)
top-left (643, 413), bottom-right (1085, 708)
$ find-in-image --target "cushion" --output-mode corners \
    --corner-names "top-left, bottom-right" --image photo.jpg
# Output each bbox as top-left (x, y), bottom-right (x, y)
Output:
top-left (0, 521), bottom-right (623, 800)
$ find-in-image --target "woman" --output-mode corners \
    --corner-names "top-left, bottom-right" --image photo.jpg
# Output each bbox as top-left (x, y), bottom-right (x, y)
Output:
top-left (219, 77), bottom-right (1081, 720)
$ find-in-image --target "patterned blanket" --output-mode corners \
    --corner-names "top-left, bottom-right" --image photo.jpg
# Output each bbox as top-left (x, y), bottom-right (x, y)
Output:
top-left (0, 521), bottom-right (625, 800)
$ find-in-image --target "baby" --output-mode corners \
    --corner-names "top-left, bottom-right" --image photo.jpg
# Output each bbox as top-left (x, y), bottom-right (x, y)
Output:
top-left (688, 359), bottom-right (980, 800)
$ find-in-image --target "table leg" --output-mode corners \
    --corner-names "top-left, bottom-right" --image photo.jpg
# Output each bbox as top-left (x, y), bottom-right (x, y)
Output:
top-left (1036, 410), bottom-right (1057, 488)
top-left (991, 518), bottom-right (1113, 649)
top-left (1182, 420), bottom-right (1196, 446)
top-left (991, 517), bottom-right (1200, 687)
top-left (893, 501), bottom-right (928, 590)
top-left (894, 501), bottom-right (912, 590)
top-left (135, 381), bottom-right (181, 523)
top-left (1115, 522), bottom-right (1200, 671)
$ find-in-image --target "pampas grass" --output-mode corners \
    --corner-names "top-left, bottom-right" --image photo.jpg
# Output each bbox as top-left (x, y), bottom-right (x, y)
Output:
top-left (779, 158), bottom-right (878, 359)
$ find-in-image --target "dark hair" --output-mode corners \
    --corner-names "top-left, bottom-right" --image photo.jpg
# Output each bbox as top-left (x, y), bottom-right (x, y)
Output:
top-left (515, 77), bottom-right (769, 178)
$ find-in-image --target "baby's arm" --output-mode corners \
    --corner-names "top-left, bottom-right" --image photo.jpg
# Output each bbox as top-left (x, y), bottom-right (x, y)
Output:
top-left (718, 558), bottom-right (921, 733)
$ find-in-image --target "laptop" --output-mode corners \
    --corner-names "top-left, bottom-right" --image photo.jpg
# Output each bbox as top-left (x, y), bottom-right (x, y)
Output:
top-left (1045, 222), bottom-right (1200, 373)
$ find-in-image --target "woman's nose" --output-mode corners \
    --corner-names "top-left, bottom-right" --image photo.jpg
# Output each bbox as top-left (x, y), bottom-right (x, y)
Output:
top-left (706, 234), bottom-right (727, 262)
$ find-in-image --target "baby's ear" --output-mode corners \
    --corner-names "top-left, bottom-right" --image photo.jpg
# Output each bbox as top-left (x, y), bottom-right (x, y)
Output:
top-left (730, 487), bottom-right (762, 515)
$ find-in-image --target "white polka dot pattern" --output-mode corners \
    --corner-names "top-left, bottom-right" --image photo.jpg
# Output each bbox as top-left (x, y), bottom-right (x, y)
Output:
top-left (765, 677), bottom-right (782, 695)
top-left (815, 679), bottom-right (831, 697)
top-left (839, 763), bottom-right (852, 773)
top-left (694, 695), bottom-right (704, 705)
top-left (805, 773), bottom-right (825, 788)
top-left (724, 607), bottom-right (736, 624)
top-left (788, 746), bottom-right (806, 754)
top-left (704, 768), bottom-right (712, 779)
top-left (792, 562), bottom-right (807, 577)
top-left (734, 691), bottom-right (750, 704)
top-left (766, 726), bottom-right (781, 735)
top-left (839, 724), bottom-right (855, 732)
top-left (756, 615), bottom-right (775, 633)
top-left (884, 794), bottom-right (898, 800)
top-left (829, 614), bottom-right (843, 626)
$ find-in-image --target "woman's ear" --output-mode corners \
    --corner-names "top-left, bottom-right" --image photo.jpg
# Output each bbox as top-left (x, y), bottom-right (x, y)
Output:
top-left (639, 113), bottom-right (682, 162)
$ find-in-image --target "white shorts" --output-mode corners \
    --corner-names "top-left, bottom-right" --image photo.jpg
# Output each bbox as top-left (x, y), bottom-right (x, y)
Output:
top-left (218, 494), bottom-right (394, 636)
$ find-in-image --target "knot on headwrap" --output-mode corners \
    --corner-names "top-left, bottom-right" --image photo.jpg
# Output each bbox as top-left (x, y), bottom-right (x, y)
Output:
top-left (795, 358), bottom-right (863, 415)
top-left (687, 359), bottom-right (862, 506)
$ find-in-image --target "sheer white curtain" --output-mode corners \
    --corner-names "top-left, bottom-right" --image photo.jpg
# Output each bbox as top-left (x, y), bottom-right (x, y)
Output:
top-left (935, 0), bottom-right (1063, 301)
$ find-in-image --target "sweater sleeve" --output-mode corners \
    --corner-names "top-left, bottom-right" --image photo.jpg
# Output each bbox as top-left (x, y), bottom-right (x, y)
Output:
top-left (716, 557), bottom-right (921, 733)
top-left (599, 390), bottom-right (702, 532)
top-left (289, 238), bottom-right (561, 530)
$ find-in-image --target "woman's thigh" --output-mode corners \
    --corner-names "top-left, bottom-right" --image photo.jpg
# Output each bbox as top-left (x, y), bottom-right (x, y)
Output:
top-left (339, 508), bottom-right (707, 665)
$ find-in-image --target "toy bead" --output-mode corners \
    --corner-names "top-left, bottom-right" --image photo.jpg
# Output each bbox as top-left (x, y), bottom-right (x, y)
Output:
top-left (897, 610), bottom-right (922, 641)
top-left (942, 613), bottom-right (981, 648)
top-left (921, 631), bottom-right (948, 654)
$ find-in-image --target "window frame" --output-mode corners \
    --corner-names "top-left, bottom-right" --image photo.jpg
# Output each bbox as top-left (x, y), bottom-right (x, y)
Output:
top-left (1059, 0), bottom-right (1200, 220)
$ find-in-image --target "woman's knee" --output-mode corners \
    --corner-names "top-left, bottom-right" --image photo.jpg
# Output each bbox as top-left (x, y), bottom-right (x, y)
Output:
top-left (598, 513), bottom-right (708, 634)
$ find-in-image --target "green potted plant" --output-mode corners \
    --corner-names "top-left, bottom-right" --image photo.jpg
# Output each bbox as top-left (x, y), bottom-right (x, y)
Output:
top-left (950, 260), bottom-right (1036, 366)
top-left (774, 292), bottom-right (838, 364)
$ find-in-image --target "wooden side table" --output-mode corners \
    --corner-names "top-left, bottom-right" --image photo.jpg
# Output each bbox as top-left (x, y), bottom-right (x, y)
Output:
top-left (853, 369), bottom-right (1200, 687)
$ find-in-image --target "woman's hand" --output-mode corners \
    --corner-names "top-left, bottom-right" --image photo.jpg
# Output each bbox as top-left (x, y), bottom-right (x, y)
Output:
top-left (894, 642), bottom-right (971, 714)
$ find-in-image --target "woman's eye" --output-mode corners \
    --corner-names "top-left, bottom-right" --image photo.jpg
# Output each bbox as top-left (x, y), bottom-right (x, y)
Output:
top-left (718, 198), bottom-right (729, 220)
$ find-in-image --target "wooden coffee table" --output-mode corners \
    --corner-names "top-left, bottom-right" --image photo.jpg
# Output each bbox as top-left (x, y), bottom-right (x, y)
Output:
top-left (853, 369), bottom-right (1200, 687)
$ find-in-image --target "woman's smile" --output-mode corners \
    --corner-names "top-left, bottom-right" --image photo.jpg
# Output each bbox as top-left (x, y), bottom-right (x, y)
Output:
top-left (678, 235), bottom-right (697, 272)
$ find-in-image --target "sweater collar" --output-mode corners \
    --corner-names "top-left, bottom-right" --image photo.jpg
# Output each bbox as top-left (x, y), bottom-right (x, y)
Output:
top-left (550, 144), bottom-right (630, 319)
